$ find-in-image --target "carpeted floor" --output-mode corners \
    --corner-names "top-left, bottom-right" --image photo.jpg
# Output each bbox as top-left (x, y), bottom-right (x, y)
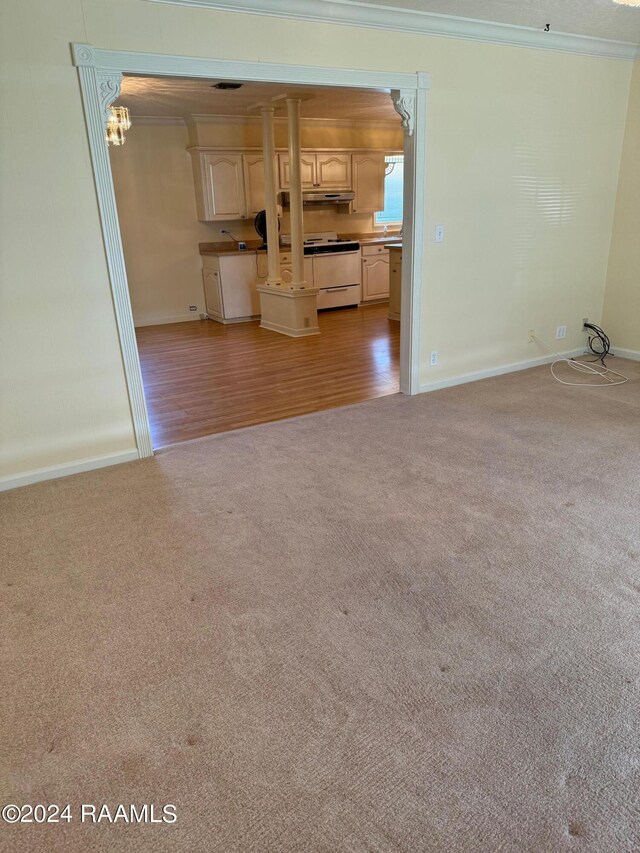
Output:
top-left (2, 360), bottom-right (640, 852)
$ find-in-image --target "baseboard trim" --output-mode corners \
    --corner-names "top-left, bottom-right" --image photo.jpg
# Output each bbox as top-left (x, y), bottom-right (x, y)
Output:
top-left (612, 347), bottom-right (640, 361)
top-left (135, 313), bottom-right (203, 327)
top-left (0, 450), bottom-right (140, 493)
top-left (259, 319), bottom-right (320, 337)
top-left (418, 349), bottom-right (584, 394)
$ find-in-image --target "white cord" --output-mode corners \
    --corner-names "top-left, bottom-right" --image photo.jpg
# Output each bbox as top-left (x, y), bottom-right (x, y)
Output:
top-left (532, 334), bottom-right (628, 387)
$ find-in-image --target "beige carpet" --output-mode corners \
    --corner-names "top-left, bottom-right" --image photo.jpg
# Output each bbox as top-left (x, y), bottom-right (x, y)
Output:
top-left (2, 360), bottom-right (640, 852)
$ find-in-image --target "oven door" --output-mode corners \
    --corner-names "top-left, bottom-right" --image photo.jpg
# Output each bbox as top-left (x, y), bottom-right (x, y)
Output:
top-left (312, 251), bottom-right (362, 309)
top-left (311, 251), bottom-right (360, 289)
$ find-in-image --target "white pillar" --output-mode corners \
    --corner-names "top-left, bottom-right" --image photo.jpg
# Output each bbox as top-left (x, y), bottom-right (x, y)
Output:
top-left (286, 98), bottom-right (306, 290)
top-left (260, 106), bottom-right (281, 287)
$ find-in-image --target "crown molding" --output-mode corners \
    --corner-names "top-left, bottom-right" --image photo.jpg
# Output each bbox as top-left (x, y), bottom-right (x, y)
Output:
top-left (132, 115), bottom-right (187, 125)
top-left (145, 0), bottom-right (640, 60)
top-left (187, 113), bottom-right (399, 127)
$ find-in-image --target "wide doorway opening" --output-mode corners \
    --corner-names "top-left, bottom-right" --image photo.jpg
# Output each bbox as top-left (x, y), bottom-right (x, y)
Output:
top-left (109, 76), bottom-right (406, 447)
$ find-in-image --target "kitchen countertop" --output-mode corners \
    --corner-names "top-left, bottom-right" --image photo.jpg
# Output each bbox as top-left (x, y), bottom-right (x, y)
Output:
top-left (199, 240), bottom-right (265, 256)
top-left (199, 232), bottom-right (402, 257)
top-left (340, 232), bottom-right (401, 245)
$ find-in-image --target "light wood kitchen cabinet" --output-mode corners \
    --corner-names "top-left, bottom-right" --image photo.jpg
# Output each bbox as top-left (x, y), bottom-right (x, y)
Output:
top-left (202, 254), bottom-right (261, 323)
top-left (242, 154), bottom-right (279, 217)
top-left (352, 154), bottom-right (385, 214)
top-left (278, 154), bottom-right (316, 190)
top-left (191, 151), bottom-right (246, 221)
top-left (203, 268), bottom-right (223, 319)
top-left (361, 244), bottom-right (390, 302)
top-left (315, 153), bottom-right (351, 188)
top-left (388, 246), bottom-right (402, 321)
top-left (278, 152), bottom-right (351, 189)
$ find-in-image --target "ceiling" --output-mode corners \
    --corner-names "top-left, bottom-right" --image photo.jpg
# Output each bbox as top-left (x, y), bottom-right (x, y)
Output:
top-left (119, 76), bottom-right (400, 122)
top-left (353, 0), bottom-right (640, 42)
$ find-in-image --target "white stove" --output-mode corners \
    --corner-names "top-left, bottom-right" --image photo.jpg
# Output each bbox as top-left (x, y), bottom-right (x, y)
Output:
top-left (280, 231), bottom-right (360, 256)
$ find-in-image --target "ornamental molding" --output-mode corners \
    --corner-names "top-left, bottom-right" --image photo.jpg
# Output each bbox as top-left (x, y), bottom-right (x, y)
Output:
top-left (72, 43), bottom-right (95, 67)
top-left (391, 90), bottom-right (415, 137)
top-left (97, 72), bottom-right (124, 125)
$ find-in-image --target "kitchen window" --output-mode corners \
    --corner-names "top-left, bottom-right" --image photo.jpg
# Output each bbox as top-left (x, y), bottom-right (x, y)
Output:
top-left (374, 155), bottom-right (404, 227)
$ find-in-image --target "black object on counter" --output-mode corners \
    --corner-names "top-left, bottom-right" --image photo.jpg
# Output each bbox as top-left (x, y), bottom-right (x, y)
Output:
top-left (254, 210), bottom-right (280, 247)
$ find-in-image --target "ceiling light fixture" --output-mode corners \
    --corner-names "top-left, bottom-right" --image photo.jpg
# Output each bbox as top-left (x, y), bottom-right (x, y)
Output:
top-left (613, 0), bottom-right (640, 6)
top-left (106, 105), bottom-right (131, 146)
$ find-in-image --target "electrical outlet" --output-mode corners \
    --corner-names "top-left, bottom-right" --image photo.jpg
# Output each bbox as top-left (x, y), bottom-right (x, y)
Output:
top-left (555, 325), bottom-right (567, 339)
top-left (189, 305), bottom-right (197, 312)
top-left (430, 350), bottom-right (438, 366)
top-left (435, 225), bottom-right (444, 243)
top-left (528, 329), bottom-right (536, 342)
top-left (582, 317), bottom-right (590, 328)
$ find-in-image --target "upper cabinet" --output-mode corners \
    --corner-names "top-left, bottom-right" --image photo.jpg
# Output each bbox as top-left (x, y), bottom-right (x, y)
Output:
top-left (191, 147), bottom-right (398, 220)
top-left (243, 154), bottom-right (279, 217)
top-left (278, 154), bottom-right (316, 190)
top-left (192, 151), bottom-right (246, 221)
top-left (352, 154), bottom-right (385, 214)
top-left (315, 153), bottom-right (351, 189)
top-left (191, 151), bottom-right (277, 221)
top-left (278, 152), bottom-right (351, 189)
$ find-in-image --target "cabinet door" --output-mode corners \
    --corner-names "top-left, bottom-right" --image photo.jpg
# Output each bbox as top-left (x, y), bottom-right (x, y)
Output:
top-left (243, 154), bottom-right (278, 216)
top-left (219, 255), bottom-right (261, 318)
top-left (203, 153), bottom-right (246, 220)
top-left (203, 269), bottom-right (223, 318)
top-left (362, 254), bottom-right (390, 301)
top-left (278, 154), bottom-right (316, 190)
top-left (315, 153), bottom-right (351, 189)
top-left (388, 255), bottom-right (402, 320)
top-left (352, 154), bottom-right (385, 214)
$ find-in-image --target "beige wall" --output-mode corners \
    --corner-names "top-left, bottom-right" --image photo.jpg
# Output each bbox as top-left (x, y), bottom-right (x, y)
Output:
top-left (602, 60), bottom-right (640, 353)
top-left (187, 117), bottom-right (404, 150)
top-left (0, 0), bottom-right (633, 482)
top-left (111, 118), bottom-right (402, 327)
top-left (110, 123), bottom-right (213, 326)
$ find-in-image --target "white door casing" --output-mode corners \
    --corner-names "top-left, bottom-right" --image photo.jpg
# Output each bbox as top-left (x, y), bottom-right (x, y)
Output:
top-left (72, 43), bottom-right (429, 458)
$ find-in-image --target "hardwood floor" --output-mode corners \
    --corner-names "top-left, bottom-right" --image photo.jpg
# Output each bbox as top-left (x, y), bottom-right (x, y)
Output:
top-left (136, 303), bottom-right (400, 448)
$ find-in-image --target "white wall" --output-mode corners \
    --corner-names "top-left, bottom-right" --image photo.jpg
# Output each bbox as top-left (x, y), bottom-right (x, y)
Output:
top-left (0, 0), bottom-right (633, 483)
top-left (602, 60), bottom-right (640, 355)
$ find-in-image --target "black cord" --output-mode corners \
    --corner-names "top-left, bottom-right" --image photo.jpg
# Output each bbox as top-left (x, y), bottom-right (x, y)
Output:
top-left (583, 322), bottom-right (611, 366)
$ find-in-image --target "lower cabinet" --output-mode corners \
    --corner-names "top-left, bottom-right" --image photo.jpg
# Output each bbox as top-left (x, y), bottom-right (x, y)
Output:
top-left (202, 254), bottom-right (261, 323)
top-left (388, 247), bottom-right (402, 321)
top-left (361, 244), bottom-right (390, 302)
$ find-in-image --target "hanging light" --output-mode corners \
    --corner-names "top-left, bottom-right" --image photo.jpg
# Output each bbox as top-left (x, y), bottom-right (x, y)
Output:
top-left (106, 105), bottom-right (131, 146)
top-left (613, 0), bottom-right (640, 5)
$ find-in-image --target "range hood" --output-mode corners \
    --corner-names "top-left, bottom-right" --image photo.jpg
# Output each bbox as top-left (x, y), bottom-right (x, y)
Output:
top-left (280, 190), bottom-right (355, 206)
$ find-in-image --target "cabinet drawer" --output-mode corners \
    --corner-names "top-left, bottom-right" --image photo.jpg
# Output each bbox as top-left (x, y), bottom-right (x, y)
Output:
top-left (317, 284), bottom-right (361, 310)
top-left (361, 244), bottom-right (390, 257)
top-left (202, 255), bottom-right (221, 270)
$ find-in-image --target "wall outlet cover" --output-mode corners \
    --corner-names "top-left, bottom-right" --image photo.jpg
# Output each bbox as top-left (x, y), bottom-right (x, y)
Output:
top-left (556, 325), bottom-right (567, 339)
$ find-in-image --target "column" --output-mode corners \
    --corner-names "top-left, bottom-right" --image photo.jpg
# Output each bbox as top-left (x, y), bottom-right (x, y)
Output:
top-left (260, 106), bottom-right (281, 286)
top-left (286, 98), bottom-right (306, 289)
